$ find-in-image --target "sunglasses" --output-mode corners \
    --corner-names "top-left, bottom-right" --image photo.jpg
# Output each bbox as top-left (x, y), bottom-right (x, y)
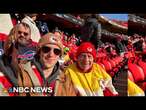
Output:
top-left (41, 46), bottom-right (61, 56)
top-left (18, 31), bottom-right (29, 36)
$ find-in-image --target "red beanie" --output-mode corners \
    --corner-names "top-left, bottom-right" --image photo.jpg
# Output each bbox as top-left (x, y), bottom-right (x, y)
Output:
top-left (76, 42), bottom-right (96, 59)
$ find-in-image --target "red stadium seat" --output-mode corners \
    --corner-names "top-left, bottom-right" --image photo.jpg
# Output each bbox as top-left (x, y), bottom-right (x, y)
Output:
top-left (137, 82), bottom-right (146, 91)
top-left (128, 59), bottom-right (145, 82)
top-left (109, 59), bottom-right (116, 68)
top-left (138, 59), bottom-right (146, 79)
top-left (114, 57), bottom-right (122, 65)
top-left (128, 70), bottom-right (134, 82)
top-left (102, 58), bottom-right (112, 71)
top-left (96, 58), bottom-right (106, 70)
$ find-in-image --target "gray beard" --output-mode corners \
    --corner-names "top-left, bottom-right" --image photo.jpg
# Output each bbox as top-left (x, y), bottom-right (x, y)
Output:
top-left (18, 40), bottom-right (30, 47)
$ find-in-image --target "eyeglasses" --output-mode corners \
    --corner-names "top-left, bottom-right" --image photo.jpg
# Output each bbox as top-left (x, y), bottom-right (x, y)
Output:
top-left (41, 46), bottom-right (61, 56)
top-left (18, 31), bottom-right (29, 36)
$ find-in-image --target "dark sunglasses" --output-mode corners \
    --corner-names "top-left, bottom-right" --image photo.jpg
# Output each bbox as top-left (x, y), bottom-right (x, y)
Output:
top-left (18, 31), bottom-right (29, 36)
top-left (41, 46), bottom-right (61, 56)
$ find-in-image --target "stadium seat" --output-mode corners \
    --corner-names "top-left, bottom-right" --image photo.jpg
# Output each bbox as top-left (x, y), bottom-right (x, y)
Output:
top-left (128, 58), bottom-right (145, 83)
top-left (109, 59), bottom-right (116, 68)
top-left (101, 57), bottom-right (112, 72)
top-left (128, 70), bottom-right (135, 82)
top-left (138, 59), bottom-right (146, 79)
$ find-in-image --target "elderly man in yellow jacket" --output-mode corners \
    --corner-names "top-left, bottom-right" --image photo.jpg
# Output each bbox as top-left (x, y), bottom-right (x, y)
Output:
top-left (64, 42), bottom-right (118, 96)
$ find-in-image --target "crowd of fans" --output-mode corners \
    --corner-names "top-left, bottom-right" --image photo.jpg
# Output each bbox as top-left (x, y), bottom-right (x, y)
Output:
top-left (0, 14), bottom-right (145, 96)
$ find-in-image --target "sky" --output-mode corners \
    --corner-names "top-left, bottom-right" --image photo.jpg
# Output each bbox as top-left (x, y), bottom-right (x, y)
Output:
top-left (100, 14), bottom-right (128, 21)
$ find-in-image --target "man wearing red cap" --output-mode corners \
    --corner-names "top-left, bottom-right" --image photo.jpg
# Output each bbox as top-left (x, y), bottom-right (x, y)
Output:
top-left (65, 42), bottom-right (118, 96)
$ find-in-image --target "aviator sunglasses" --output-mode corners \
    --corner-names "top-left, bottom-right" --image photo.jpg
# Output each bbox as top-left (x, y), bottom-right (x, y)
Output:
top-left (41, 46), bottom-right (61, 56)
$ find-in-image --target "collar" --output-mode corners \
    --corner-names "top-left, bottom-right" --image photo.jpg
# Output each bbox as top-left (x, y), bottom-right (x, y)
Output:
top-left (32, 58), bottom-right (60, 85)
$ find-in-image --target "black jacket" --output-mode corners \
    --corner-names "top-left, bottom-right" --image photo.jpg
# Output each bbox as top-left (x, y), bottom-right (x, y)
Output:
top-left (81, 17), bottom-right (101, 42)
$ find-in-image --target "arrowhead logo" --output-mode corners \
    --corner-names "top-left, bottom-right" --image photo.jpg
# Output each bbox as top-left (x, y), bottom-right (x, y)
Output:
top-left (87, 47), bottom-right (92, 52)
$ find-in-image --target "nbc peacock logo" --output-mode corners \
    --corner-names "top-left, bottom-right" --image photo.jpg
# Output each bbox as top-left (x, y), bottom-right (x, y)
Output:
top-left (2, 88), bottom-right (8, 93)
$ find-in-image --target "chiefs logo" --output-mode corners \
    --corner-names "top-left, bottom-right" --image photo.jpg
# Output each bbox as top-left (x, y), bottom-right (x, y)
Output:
top-left (50, 36), bottom-right (58, 43)
top-left (87, 47), bottom-right (92, 52)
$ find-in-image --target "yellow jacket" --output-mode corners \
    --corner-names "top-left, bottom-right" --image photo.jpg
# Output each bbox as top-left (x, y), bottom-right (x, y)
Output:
top-left (128, 79), bottom-right (145, 96)
top-left (65, 63), bottom-right (118, 96)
